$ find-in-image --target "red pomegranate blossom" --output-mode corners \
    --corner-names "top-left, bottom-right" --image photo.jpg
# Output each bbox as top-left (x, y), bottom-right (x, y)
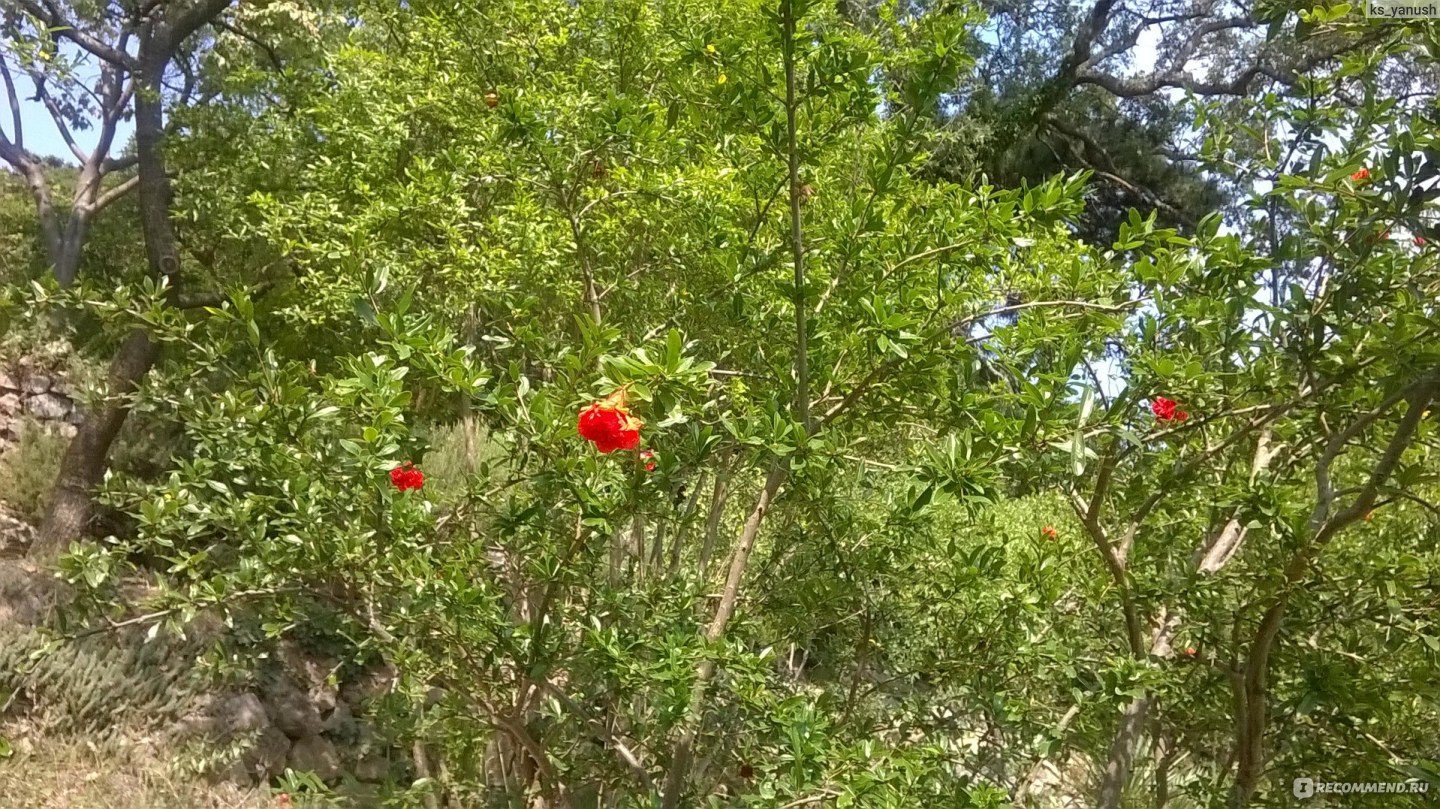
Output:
top-left (390, 461), bottom-right (425, 491)
top-left (277, 794), bottom-right (292, 808)
top-left (1351, 168), bottom-right (1370, 182)
top-left (1415, 236), bottom-right (1427, 247)
top-left (1041, 526), bottom-right (1058, 540)
top-left (577, 388), bottom-right (643, 453)
top-left (1150, 396), bottom-right (1190, 423)
top-left (641, 449), bottom-right (657, 472)
top-left (1184, 647), bottom-right (1197, 657)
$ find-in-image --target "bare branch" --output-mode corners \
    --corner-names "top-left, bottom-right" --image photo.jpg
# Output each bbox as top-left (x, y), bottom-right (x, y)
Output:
top-left (0, 57), bottom-right (22, 151)
top-left (102, 154), bottom-right (139, 174)
top-left (1042, 117), bottom-right (1192, 222)
top-left (1306, 375), bottom-right (1432, 535)
top-left (1077, 28), bottom-right (1387, 100)
top-left (28, 74), bottom-right (90, 164)
top-left (92, 174), bottom-right (139, 212)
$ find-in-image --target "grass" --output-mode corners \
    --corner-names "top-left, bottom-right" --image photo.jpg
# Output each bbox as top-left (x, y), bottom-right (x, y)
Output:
top-left (0, 732), bottom-right (276, 809)
top-left (0, 417), bottom-right (69, 523)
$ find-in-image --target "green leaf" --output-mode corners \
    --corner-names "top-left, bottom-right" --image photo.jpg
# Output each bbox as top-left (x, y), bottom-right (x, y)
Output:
top-left (1077, 385), bottom-right (1096, 426)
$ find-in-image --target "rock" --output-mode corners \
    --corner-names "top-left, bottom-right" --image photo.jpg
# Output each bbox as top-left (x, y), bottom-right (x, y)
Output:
top-left (320, 699), bottom-right (357, 742)
top-left (222, 692), bottom-right (271, 736)
top-left (353, 752), bottom-right (391, 783)
top-left (0, 371), bottom-right (15, 390)
top-left (340, 662), bottom-right (397, 708)
top-left (56, 423), bottom-right (76, 438)
top-left (276, 640), bottom-right (336, 687)
top-left (24, 392), bottom-right (72, 420)
top-left (288, 734), bottom-right (341, 781)
top-left (310, 682), bottom-right (339, 716)
top-left (0, 560), bottom-right (64, 627)
top-left (23, 375), bottom-right (50, 394)
top-left (175, 692), bottom-right (272, 751)
top-left (0, 393), bottom-right (20, 412)
top-left (260, 671), bottom-right (324, 739)
top-left (65, 408), bottom-right (84, 425)
top-left (0, 511), bottom-right (34, 556)
top-left (223, 725), bottom-right (291, 785)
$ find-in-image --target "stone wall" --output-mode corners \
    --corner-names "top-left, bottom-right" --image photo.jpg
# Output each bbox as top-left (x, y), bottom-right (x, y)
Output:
top-left (0, 364), bottom-right (82, 451)
top-left (1, 619), bottom-right (406, 795)
top-left (179, 640), bottom-right (402, 791)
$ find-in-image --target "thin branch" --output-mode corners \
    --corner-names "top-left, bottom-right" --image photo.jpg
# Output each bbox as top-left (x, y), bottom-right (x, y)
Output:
top-left (1233, 373), bottom-right (1438, 804)
top-left (215, 19), bottom-right (284, 71)
top-left (28, 76), bottom-right (89, 164)
top-left (92, 174), bottom-right (139, 212)
top-left (0, 58), bottom-right (22, 151)
top-left (950, 299), bottom-right (1138, 335)
top-left (533, 677), bottom-right (655, 794)
top-left (783, 5), bottom-right (810, 432)
top-left (17, 1), bottom-right (140, 69)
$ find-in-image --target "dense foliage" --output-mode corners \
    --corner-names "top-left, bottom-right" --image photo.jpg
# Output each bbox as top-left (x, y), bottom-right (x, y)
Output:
top-left (2, 0), bottom-right (1438, 807)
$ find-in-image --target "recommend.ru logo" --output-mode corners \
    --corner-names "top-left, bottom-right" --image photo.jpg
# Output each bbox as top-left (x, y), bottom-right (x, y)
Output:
top-left (1293, 776), bottom-right (1428, 798)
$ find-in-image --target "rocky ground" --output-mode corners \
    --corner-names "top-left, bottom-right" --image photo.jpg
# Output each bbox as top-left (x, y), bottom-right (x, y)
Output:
top-left (0, 359), bottom-right (413, 804)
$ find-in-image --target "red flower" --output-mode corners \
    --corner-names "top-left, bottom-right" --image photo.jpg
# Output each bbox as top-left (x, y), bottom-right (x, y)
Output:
top-left (277, 795), bottom-right (292, 807)
top-left (1184, 647), bottom-right (1197, 657)
top-left (640, 449), bottom-right (657, 472)
top-left (1041, 526), bottom-right (1058, 540)
top-left (1415, 236), bottom-right (1427, 246)
top-left (577, 388), bottom-right (643, 453)
top-left (1151, 397), bottom-right (1192, 423)
top-left (1351, 168), bottom-right (1370, 182)
top-left (390, 461), bottom-right (425, 491)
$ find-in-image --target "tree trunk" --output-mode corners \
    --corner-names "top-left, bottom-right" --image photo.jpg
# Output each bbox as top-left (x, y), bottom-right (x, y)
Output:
top-left (29, 330), bottom-right (157, 562)
top-left (462, 409), bottom-right (477, 474)
top-left (31, 43), bottom-right (188, 561)
top-left (661, 466), bottom-right (786, 808)
top-left (1097, 694), bottom-right (1149, 809)
top-left (697, 463), bottom-right (732, 580)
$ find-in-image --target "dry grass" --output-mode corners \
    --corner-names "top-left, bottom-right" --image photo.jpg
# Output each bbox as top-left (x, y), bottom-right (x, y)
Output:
top-left (0, 732), bottom-right (273, 809)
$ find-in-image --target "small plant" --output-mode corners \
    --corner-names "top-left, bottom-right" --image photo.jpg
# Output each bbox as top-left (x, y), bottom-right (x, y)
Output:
top-left (0, 417), bottom-right (70, 522)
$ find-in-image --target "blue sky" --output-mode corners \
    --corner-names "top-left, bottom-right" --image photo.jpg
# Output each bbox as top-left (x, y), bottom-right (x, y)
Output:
top-left (3, 52), bottom-right (135, 163)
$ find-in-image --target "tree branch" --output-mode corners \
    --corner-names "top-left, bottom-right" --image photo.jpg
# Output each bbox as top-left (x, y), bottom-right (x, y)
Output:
top-left (1232, 372), bottom-right (1439, 805)
top-left (28, 74), bottom-right (90, 164)
top-left (0, 57), bottom-right (22, 151)
top-left (161, 0), bottom-right (237, 56)
top-left (92, 173), bottom-right (139, 212)
top-left (783, 4), bottom-right (810, 433)
top-left (215, 19), bottom-right (284, 71)
top-left (17, 1), bottom-right (140, 69)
